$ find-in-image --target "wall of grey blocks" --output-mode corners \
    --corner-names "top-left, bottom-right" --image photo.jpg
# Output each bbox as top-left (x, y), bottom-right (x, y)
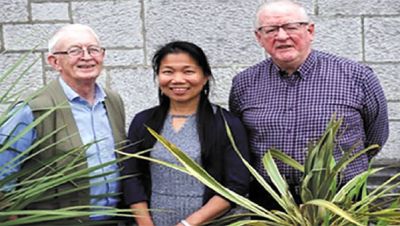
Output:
top-left (0, 0), bottom-right (399, 163)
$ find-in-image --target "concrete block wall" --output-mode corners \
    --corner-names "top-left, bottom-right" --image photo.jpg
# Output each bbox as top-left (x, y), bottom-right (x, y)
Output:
top-left (0, 0), bottom-right (399, 163)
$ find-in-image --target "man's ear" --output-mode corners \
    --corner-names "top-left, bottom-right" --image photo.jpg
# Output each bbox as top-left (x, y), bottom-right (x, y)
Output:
top-left (255, 31), bottom-right (264, 47)
top-left (47, 55), bottom-right (62, 71)
top-left (307, 23), bottom-right (315, 41)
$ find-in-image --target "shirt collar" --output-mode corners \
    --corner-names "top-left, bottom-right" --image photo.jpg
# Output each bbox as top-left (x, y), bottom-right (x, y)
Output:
top-left (58, 77), bottom-right (106, 103)
top-left (271, 49), bottom-right (317, 80)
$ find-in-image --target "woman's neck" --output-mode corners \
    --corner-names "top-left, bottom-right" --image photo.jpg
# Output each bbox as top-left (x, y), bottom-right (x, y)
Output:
top-left (169, 99), bottom-right (199, 115)
top-left (169, 104), bottom-right (197, 115)
top-left (168, 101), bottom-right (198, 133)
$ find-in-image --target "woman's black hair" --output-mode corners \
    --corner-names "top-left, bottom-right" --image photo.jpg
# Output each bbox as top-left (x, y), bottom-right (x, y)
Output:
top-left (143, 41), bottom-right (218, 167)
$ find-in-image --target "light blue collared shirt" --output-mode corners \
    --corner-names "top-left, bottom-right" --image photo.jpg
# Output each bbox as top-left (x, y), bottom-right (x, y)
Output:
top-left (0, 77), bottom-right (120, 220)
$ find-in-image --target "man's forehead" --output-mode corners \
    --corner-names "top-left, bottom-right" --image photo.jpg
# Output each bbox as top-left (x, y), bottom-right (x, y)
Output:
top-left (259, 7), bottom-right (304, 24)
top-left (55, 30), bottom-right (99, 48)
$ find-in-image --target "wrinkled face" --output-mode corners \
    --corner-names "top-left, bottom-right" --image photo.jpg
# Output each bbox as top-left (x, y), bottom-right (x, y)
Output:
top-left (255, 3), bottom-right (314, 72)
top-left (158, 52), bottom-right (208, 107)
top-left (47, 29), bottom-right (104, 87)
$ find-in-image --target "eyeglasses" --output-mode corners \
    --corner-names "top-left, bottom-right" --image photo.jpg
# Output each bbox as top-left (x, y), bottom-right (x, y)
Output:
top-left (52, 45), bottom-right (105, 57)
top-left (257, 22), bottom-right (309, 37)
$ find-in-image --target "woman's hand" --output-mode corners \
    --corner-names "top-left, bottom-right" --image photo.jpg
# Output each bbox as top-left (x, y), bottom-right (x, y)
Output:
top-left (130, 202), bottom-right (155, 226)
top-left (180, 195), bottom-right (230, 226)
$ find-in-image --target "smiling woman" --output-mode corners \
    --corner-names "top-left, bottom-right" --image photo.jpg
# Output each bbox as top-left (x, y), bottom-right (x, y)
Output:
top-left (121, 41), bottom-right (251, 226)
top-left (158, 52), bottom-right (209, 117)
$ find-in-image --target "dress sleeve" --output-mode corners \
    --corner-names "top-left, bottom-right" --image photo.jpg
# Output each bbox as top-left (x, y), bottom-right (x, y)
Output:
top-left (222, 111), bottom-right (250, 198)
top-left (121, 113), bottom-right (149, 205)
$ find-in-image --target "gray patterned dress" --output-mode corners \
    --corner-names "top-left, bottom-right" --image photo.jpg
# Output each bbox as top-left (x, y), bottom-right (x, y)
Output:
top-left (149, 114), bottom-right (205, 226)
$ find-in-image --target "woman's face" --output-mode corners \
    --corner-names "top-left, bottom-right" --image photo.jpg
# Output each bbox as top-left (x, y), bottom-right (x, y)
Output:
top-left (158, 52), bottom-right (208, 107)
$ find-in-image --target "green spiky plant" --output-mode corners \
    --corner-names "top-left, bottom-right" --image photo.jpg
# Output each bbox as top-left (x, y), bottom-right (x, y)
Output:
top-left (0, 52), bottom-right (133, 225)
top-left (118, 116), bottom-right (400, 225)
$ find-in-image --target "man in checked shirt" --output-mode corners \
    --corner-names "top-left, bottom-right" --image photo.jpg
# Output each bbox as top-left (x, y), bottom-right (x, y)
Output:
top-left (229, 0), bottom-right (389, 210)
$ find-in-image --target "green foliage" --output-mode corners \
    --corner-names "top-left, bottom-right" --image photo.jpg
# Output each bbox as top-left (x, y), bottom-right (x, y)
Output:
top-left (125, 115), bottom-right (400, 225)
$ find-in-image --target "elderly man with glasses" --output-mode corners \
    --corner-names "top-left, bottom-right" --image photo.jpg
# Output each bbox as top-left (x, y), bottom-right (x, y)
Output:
top-left (0, 24), bottom-right (127, 225)
top-left (229, 0), bottom-right (389, 210)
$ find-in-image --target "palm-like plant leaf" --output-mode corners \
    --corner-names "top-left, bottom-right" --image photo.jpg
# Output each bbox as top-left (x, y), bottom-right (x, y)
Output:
top-left (302, 199), bottom-right (362, 226)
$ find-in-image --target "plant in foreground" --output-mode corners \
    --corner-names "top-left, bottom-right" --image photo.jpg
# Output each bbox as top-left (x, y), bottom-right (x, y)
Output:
top-left (119, 116), bottom-right (400, 225)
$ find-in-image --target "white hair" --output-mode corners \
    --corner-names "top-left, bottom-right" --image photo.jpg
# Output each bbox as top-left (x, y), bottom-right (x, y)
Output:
top-left (48, 24), bottom-right (100, 53)
top-left (254, 0), bottom-right (310, 29)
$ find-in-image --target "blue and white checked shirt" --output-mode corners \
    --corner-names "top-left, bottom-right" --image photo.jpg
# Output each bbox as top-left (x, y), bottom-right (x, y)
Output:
top-left (0, 77), bottom-right (120, 220)
top-left (229, 50), bottom-right (389, 184)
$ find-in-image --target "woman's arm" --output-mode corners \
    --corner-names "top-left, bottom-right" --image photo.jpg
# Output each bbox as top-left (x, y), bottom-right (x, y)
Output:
top-left (122, 112), bottom-right (151, 212)
top-left (221, 110), bottom-right (251, 197)
top-left (131, 201), bottom-right (155, 226)
top-left (177, 195), bottom-right (230, 226)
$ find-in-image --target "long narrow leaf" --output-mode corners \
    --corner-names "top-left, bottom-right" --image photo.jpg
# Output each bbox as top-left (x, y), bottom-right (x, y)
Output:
top-left (269, 149), bottom-right (304, 172)
top-left (303, 199), bottom-right (362, 226)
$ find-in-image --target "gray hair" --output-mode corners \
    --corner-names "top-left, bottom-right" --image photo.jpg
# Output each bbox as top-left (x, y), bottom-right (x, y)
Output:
top-left (48, 24), bottom-right (100, 53)
top-left (254, 0), bottom-right (310, 29)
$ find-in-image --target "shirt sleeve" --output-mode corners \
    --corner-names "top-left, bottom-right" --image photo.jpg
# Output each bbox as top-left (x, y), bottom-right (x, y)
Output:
top-left (360, 67), bottom-right (389, 158)
top-left (229, 77), bottom-right (242, 117)
top-left (0, 104), bottom-right (37, 191)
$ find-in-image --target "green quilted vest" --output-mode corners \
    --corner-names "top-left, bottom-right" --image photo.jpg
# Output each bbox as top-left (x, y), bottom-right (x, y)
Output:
top-left (23, 79), bottom-right (127, 212)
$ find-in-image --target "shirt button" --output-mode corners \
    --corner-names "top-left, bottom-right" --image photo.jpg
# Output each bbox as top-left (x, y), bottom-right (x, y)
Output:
top-left (287, 129), bottom-right (292, 133)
